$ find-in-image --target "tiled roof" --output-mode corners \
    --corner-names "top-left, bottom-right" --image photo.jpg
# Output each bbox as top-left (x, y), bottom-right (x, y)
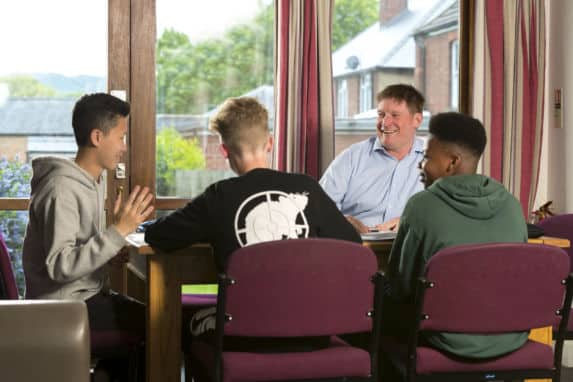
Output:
top-left (0, 97), bottom-right (210, 136)
top-left (0, 98), bottom-right (75, 135)
top-left (0, 84), bottom-right (275, 137)
top-left (415, 0), bottom-right (458, 35)
top-left (332, 0), bottom-right (453, 77)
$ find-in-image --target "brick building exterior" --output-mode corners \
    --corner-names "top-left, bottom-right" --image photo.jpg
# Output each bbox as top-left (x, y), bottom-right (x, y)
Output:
top-left (414, 0), bottom-right (459, 115)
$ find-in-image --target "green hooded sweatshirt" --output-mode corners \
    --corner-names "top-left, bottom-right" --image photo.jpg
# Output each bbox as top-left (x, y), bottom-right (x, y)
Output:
top-left (387, 174), bottom-right (529, 358)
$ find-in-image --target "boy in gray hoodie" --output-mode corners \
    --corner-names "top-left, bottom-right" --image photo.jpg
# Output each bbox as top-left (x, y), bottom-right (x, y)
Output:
top-left (22, 93), bottom-right (154, 337)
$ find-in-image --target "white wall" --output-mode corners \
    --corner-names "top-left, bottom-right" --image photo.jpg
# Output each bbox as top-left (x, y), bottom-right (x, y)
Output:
top-left (537, 0), bottom-right (573, 213)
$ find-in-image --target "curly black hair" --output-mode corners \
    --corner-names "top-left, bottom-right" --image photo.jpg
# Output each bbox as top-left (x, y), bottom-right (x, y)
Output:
top-left (429, 112), bottom-right (486, 158)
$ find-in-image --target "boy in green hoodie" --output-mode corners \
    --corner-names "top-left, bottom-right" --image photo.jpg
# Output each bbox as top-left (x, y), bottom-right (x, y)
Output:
top-left (386, 112), bottom-right (528, 358)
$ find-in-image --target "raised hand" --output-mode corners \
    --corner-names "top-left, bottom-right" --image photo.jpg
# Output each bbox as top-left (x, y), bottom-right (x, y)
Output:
top-left (113, 185), bottom-right (155, 236)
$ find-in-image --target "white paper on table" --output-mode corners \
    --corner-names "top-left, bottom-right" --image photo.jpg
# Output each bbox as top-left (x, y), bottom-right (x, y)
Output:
top-left (125, 232), bottom-right (148, 247)
top-left (360, 231), bottom-right (397, 241)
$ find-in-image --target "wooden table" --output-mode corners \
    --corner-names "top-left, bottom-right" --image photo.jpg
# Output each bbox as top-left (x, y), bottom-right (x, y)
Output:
top-left (135, 243), bottom-right (216, 382)
top-left (132, 236), bottom-right (570, 382)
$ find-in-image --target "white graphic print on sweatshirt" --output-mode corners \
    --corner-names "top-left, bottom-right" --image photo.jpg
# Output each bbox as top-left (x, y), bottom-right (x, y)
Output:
top-left (234, 191), bottom-right (309, 247)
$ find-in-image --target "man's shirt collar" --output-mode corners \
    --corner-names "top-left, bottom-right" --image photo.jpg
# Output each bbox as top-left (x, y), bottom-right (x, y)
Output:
top-left (372, 136), bottom-right (425, 157)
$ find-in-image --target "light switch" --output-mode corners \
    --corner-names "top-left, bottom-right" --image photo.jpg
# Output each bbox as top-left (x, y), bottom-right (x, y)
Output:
top-left (554, 88), bottom-right (563, 129)
top-left (116, 163), bottom-right (126, 179)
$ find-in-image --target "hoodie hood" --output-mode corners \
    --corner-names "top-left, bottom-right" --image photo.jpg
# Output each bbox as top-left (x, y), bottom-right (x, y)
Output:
top-left (30, 156), bottom-right (97, 195)
top-left (428, 174), bottom-right (512, 220)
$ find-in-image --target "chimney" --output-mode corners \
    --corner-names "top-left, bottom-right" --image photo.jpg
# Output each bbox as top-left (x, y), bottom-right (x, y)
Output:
top-left (379, 0), bottom-right (408, 25)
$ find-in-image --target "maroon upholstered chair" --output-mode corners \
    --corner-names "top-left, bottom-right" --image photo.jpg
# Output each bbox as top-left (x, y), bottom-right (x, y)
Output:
top-left (182, 293), bottom-right (217, 306)
top-left (381, 243), bottom-right (573, 382)
top-left (186, 238), bottom-right (383, 382)
top-left (538, 214), bottom-right (573, 339)
top-left (0, 232), bottom-right (19, 299)
top-left (538, 214), bottom-right (573, 272)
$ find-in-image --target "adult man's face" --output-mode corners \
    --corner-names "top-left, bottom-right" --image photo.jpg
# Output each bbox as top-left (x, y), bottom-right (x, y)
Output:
top-left (376, 98), bottom-right (422, 158)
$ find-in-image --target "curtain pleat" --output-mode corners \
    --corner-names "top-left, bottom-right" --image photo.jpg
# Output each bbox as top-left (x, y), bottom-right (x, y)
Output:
top-left (472, 0), bottom-right (546, 218)
top-left (273, 0), bottom-right (334, 179)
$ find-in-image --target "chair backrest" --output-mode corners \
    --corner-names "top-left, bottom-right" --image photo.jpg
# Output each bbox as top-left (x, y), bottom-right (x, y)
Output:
top-left (0, 231), bottom-right (19, 299)
top-left (538, 214), bottom-right (573, 272)
top-left (220, 238), bottom-right (378, 337)
top-left (0, 300), bottom-right (90, 381)
top-left (419, 243), bottom-right (570, 333)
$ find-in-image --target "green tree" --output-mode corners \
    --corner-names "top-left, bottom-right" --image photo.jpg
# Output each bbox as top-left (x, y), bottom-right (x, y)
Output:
top-left (0, 75), bottom-right (57, 97)
top-left (156, 3), bottom-right (273, 114)
top-left (156, 127), bottom-right (206, 195)
top-left (156, 29), bottom-right (196, 114)
top-left (332, 0), bottom-right (379, 51)
top-left (155, 1), bottom-right (376, 113)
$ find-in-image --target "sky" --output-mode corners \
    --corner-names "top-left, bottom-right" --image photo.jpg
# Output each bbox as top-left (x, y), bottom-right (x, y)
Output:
top-left (0, 0), bottom-right (267, 77)
top-left (157, 0), bottom-right (270, 43)
top-left (0, 1), bottom-right (108, 77)
top-left (0, 0), bottom-right (424, 78)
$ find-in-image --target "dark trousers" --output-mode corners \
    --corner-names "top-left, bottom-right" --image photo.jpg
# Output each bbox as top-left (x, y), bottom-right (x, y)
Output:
top-left (86, 290), bottom-right (145, 337)
top-left (86, 290), bottom-right (145, 381)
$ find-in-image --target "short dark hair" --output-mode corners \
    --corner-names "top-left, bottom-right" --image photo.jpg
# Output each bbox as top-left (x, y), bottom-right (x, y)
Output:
top-left (72, 93), bottom-right (130, 147)
top-left (429, 112), bottom-right (487, 158)
top-left (376, 84), bottom-right (425, 114)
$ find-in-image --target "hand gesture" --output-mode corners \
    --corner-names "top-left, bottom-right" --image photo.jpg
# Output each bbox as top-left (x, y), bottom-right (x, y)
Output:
top-left (113, 185), bottom-right (155, 236)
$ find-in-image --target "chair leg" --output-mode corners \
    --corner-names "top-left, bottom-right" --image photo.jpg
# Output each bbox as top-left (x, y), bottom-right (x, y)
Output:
top-left (185, 355), bottom-right (212, 382)
top-left (380, 355), bottom-right (405, 382)
top-left (128, 342), bottom-right (145, 382)
top-left (91, 362), bottom-right (112, 382)
top-left (183, 355), bottom-right (193, 382)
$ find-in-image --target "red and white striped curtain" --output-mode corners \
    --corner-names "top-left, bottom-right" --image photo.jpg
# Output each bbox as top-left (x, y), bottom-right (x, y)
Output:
top-left (471, 0), bottom-right (546, 218)
top-left (274, 0), bottom-right (335, 179)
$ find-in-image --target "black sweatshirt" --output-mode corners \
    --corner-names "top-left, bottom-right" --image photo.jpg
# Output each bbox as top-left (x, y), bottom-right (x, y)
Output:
top-left (145, 168), bottom-right (361, 271)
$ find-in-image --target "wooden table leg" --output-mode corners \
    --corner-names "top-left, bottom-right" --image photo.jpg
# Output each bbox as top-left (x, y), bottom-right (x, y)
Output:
top-left (147, 255), bottom-right (182, 382)
top-left (145, 246), bottom-right (216, 382)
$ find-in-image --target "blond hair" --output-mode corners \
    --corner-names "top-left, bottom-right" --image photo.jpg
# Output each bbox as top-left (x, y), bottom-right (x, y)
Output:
top-left (209, 97), bottom-right (269, 154)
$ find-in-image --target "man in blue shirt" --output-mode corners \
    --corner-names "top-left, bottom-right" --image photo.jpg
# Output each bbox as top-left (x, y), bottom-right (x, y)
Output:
top-left (320, 84), bottom-right (425, 233)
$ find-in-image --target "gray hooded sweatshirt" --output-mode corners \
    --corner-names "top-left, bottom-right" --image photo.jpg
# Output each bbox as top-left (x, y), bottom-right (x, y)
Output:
top-left (23, 156), bottom-right (126, 300)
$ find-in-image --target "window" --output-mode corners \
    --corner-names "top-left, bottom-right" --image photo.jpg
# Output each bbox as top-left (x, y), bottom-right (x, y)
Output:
top-left (331, 0), bottom-right (460, 156)
top-left (450, 39), bottom-right (459, 110)
top-left (155, 0), bottom-right (275, 198)
top-left (0, 0), bottom-right (108, 296)
top-left (337, 79), bottom-right (348, 118)
top-left (360, 72), bottom-right (372, 113)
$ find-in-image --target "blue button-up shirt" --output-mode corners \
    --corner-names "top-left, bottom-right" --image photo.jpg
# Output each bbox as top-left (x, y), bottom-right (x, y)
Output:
top-left (319, 136), bottom-right (425, 226)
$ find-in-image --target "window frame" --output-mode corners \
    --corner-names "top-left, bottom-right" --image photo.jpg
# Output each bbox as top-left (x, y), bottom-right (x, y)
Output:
top-left (450, 39), bottom-right (459, 110)
top-left (337, 78), bottom-right (348, 118)
top-left (0, 0), bottom-right (472, 216)
top-left (359, 72), bottom-right (372, 113)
